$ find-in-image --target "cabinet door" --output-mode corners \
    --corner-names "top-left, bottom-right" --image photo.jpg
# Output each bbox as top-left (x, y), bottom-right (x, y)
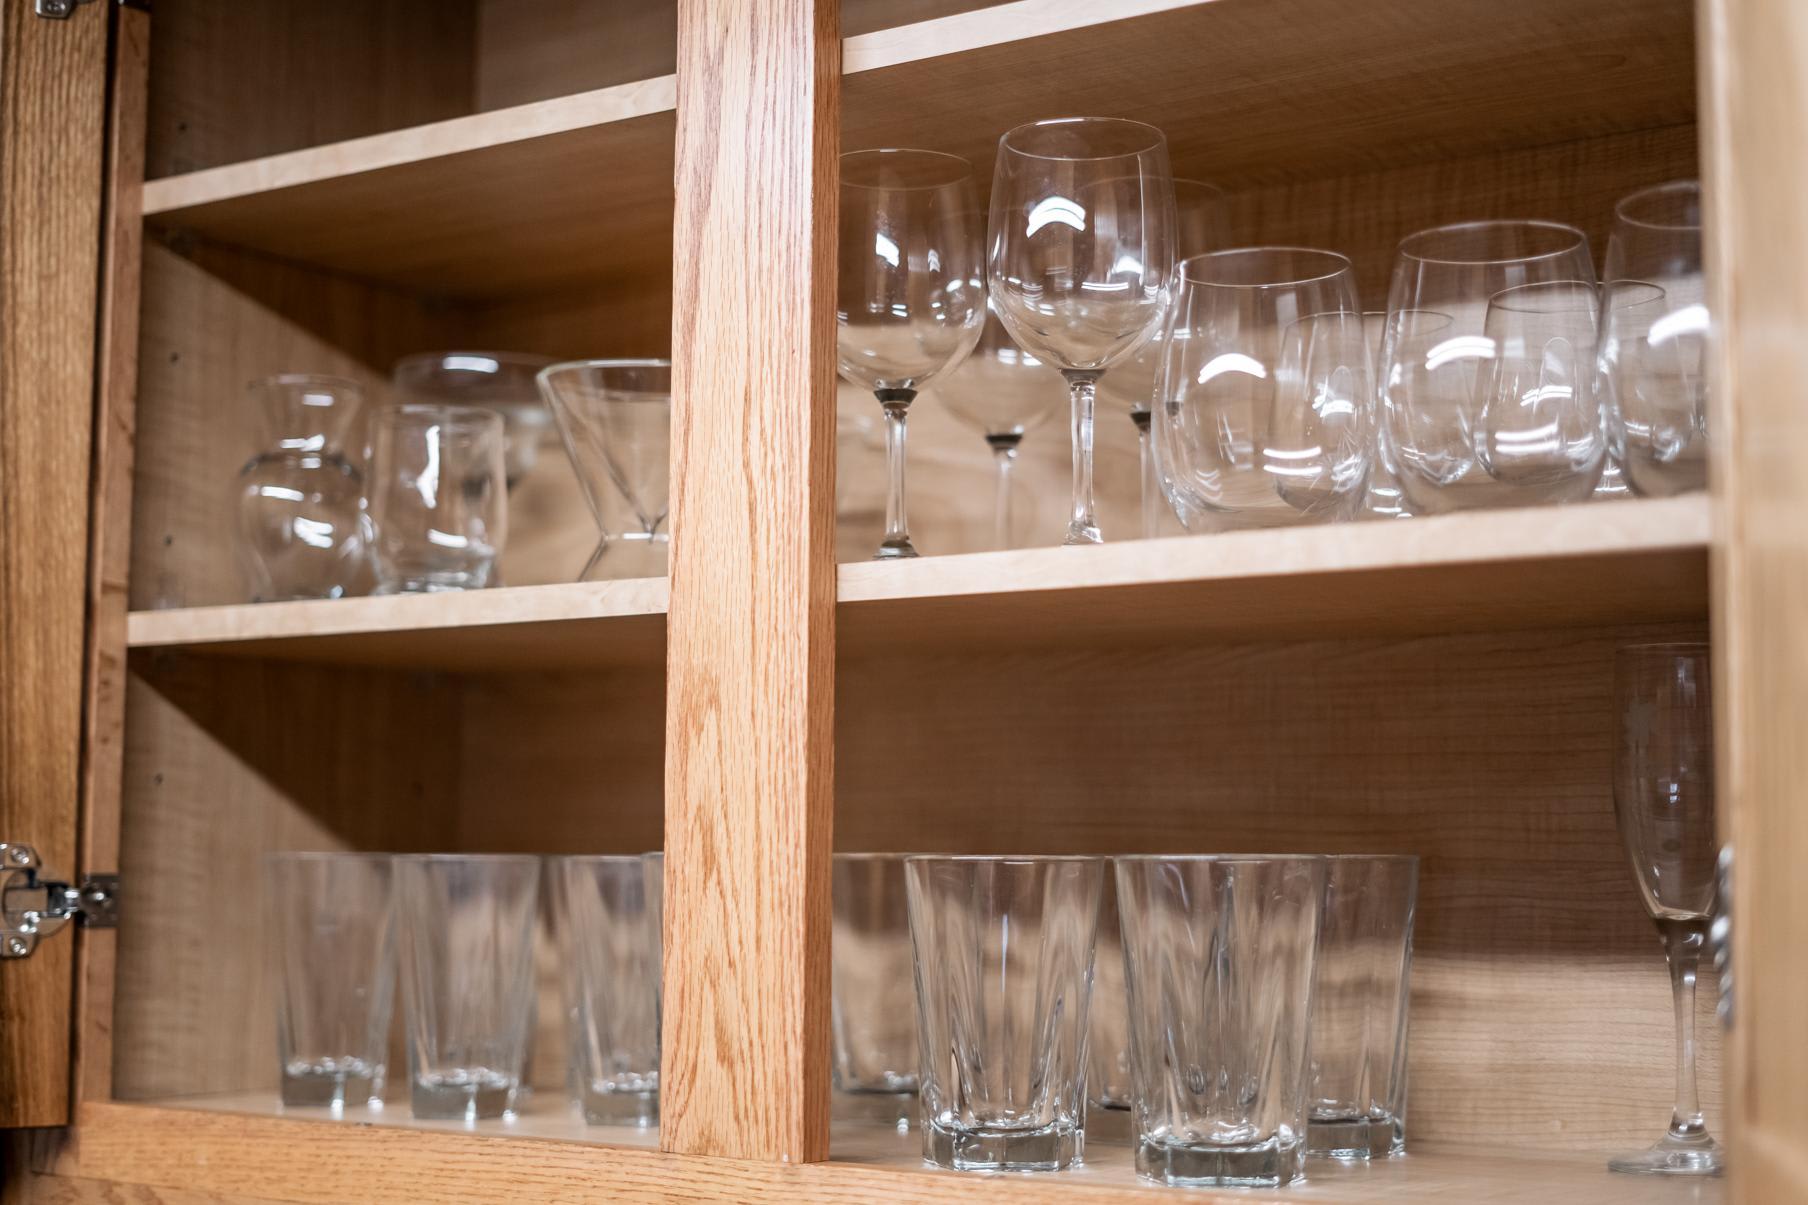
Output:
top-left (0, 0), bottom-right (131, 1129)
top-left (1703, 1), bottom-right (1808, 1201)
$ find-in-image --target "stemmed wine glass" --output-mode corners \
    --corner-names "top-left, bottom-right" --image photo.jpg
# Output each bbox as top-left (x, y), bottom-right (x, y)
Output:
top-left (934, 301), bottom-right (1063, 549)
top-left (838, 149), bottom-right (987, 559)
top-left (989, 117), bottom-right (1176, 545)
top-left (1097, 178), bottom-right (1230, 537)
top-left (1610, 642), bottom-right (1722, 1176)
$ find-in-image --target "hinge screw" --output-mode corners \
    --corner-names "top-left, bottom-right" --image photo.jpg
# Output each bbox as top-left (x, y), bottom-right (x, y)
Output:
top-left (5, 937), bottom-right (28, 957)
top-left (6, 847), bottom-right (31, 867)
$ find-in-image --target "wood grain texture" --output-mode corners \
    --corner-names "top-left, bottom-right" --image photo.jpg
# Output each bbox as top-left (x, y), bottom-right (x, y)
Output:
top-left (662, 0), bottom-right (840, 1163)
top-left (1700, 1), bottom-right (1808, 1202)
top-left (0, 0), bottom-right (110, 1129)
top-left (835, 623), bottom-right (1723, 1150)
top-left (71, 0), bottom-right (152, 1115)
top-left (48, 1099), bottom-right (1725, 1205)
top-left (143, 0), bottom-right (477, 179)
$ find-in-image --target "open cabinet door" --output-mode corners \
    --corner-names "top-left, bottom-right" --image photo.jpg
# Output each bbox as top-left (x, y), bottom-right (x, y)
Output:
top-left (0, 0), bottom-right (128, 1128)
top-left (1702, 1), bottom-right (1808, 1202)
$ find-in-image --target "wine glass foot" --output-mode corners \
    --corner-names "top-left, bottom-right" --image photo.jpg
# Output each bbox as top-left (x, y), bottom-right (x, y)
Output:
top-left (1607, 1133), bottom-right (1723, 1176)
top-left (873, 538), bottom-right (919, 560)
top-left (1062, 523), bottom-right (1102, 546)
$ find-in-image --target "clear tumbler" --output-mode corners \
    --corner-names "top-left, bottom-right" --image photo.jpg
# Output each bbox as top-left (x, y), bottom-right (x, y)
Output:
top-left (1088, 868), bottom-right (1133, 1112)
top-left (551, 855), bottom-right (662, 1126)
top-left (1116, 855), bottom-right (1325, 1188)
top-left (905, 855), bottom-right (1103, 1172)
top-left (1308, 854), bottom-right (1418, 1159)
top-left (832, 854), bottom-right (918, 1105)
top-left (395, 854), bottom-right (541, 1121)
top-left (265, 852), bottom-right (396, 1109)
top-left (367, 404), bottom-right (508, 593)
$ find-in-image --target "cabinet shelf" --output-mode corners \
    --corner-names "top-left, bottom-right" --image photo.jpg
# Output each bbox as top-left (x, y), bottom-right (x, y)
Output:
top-left (74, 1097), bottom-right (1721, 1205)
top-left (125, 498), bottom-right (1708, 670)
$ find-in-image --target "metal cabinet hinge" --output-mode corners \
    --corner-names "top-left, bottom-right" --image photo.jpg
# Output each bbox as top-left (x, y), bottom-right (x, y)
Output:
top-left (34, 0), bottom-right (95, 17)
top-left (1, 843), bottom-right (118, 959)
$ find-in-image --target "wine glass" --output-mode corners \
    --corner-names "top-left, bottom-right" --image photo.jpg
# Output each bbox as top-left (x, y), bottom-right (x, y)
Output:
top-left (1610, 642), bottom-right (1722, 1176)
top-left (1096, 179), bottom-right (1230, 537)
top-left (989, 117), bottom-right (1176, 545)
top-left (934, 301), bottom-right (1063, 549)
top-left (838, 149), bottom-right (987, 560)
top-left (1599, 181), bottom-right (1709, 497)
top-left (1476, 279), bottom-right (1603, 494)
top-left (1153, 247), bottom-right (1370, 528)
top-left (1382, 220), bottom-right (1602, 512)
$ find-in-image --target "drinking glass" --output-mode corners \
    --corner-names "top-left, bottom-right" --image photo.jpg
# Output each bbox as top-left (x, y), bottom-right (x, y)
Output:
top-left (838, 149), bottom-right (987, 559)
top-left (933, 305), bottom-right (1063, 549)
top-left (1382, 220), bottom-right (1602, 512)
top-left (536, 360), bottom-right (671, 580)
top-left (1610, 643), bottom-right (1722, 1175)
top-left (1599, 181), bottom-right (1709, 497)
top-left (265, 853), bottom-right (395, 1109)
top-left (1088, 867), bottom-right (1132, 1112)
top-left (550, 856), bottom-right (661, 1126)
top-left (1116, 855), bottom-right (1324, 1188)
top-left (905, 855), bottom-right (1103, 1171)
top-left (1096, 179), bottom-right (1232, 537)
top-left (367, 405), bottom-right (508, 593)
top-left (394, 854), bottom-right (541, 1121)
top-left (393, 352), bottom-right (554, 491)
top-left (1356, 312), bottom-right (1444, 521)
top-left (831, 854), bottom-right (917, 1121)
top-left (1309, 854), bottom-right (1418, 1160)
top-left (989, 117), bottom-right (1176, 545)
top-left (1153, 248), bottom-right (1370, 528)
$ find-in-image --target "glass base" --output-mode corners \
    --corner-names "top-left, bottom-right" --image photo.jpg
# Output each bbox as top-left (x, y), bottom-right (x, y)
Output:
top-left (1307, 1110), bottom-right (1402, 1160)
top-left (924, 1117), bottom-right (1081, 1171)
top-left (1137, 1132), bottom-right (1306, 1188)
top-left (873, 538), bottom-right (919, 560)
top-left (1063, 522), bottom-right (1102, 546)
top-left (1608, 1132), bottom-right (1723, 1176)
top-left (412, 1069), bottom-right (519, 1121)
top-left (281, 1060), bottom-right (383, 1109)
top-left (833, 1088), bottom-right (915, 1130)
top-left (581, 1084), bottom-right (658, 1128)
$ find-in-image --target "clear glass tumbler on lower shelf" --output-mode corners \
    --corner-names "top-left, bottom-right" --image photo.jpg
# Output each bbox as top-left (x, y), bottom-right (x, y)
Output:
top-left (905, 855), bottom-right (1103, 1172)
top-left (1115, 854), bottom-right (1324, 1189)
top-left (831, 854), bottom-right (918, 1126)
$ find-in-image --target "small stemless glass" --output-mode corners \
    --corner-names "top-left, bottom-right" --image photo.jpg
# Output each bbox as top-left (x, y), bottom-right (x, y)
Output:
top-left (1088, 868), bottom-right (1133, 1114)
top-left (832, 854), bottom-right (918, 1118)
top-left (368, 404), bottom-right (508, 593)
top-left (265, 852), bottom-right (396, 1110)
top-left (551, 855), bottom-right (662, 1126)
top-left (395, 854), bottom-right (541, 1121)
top-left (1309, 854), bottom-right (1419, 1160)
top-left (1116, 855), bottom-right (1325, 1188)
top-left (906, 855), bottom-right (1103, 1172)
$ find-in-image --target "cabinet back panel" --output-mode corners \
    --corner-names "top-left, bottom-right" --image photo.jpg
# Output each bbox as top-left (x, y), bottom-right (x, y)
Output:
top-left (835, 622), bottom-right (1722, 1150)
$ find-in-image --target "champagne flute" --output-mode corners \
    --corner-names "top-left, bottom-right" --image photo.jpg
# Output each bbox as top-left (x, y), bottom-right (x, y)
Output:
top-left (934, 302), bottom-right (1063, 549)
top-left (1610, 642), bottom-right (1722, 1176)
top-left (988, 117), bottom-right (1176, 545)
top-left (838, 149), bottom-right (987, 560)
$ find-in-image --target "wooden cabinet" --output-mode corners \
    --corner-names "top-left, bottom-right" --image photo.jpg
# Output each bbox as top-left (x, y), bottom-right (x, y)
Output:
top-left (1, 1), bottom-right (1802, 1201)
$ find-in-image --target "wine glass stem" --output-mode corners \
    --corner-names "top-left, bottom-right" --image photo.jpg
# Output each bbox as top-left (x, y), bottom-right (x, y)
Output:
top-left (1659, 917), bottom-right (1709, 1140)
top-left (1063, 370), bottom-right (1102, 545)
top-left (875, 389), bottom-right (918, 559)
top-left (1130, 407), bottom-right (1157, 539)
top-left (985, 433), bottom-right (1023, 551)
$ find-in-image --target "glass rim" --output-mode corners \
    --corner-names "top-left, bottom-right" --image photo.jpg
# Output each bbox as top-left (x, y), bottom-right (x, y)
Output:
top-left (1322, 852), bottom-right (1421, 865)
top-left (840, 147), bottom-right (973, 191)
top-left (1111, 853), bottom-right (1327, 863)
top-left (379, 402), bottom-right (505, 432)
top-left (997, 116), bottom-right (1167, 162)
top-left (1395, 219), bottom-right (1589, 267)
top-left (393, 350), bottom-right (555, 375)
top-left (545, 853), bottom-right (650, 865)
top-left (1486, 279), bottom-right (1600, 314)
top-left (253, 372), bottom-right (362, 394)
top-left (538, 358), bottom-right (673, 388)
top-left (391, 852), bottom-right (543, 865)
top-left (833, 851), bottom-right (920, 860)
top-left (1614, 179), bottom-right (1702, 232)
top-left (1178, 246), bottom-right (1354, 289)
top-left (902, 853), bottom-right (1104, 864)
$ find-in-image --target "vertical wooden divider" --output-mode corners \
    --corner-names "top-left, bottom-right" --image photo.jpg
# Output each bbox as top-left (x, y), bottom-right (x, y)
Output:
top-left (662, 0), bottom-right (840, 1164)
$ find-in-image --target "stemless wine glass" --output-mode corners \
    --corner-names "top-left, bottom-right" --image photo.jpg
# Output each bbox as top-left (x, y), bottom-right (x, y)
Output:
top-left (934, 303), bottom-right (1063, 549)
top-left (536, 360), bottom-right (672, 580)
top-left (1153, 248), bottom-right (1370, 527)
top-left (393, 352), bottom-right (555, 492)
top-left (1599, 181), bottom-right (1710, 497)
top-left (1096, 178), bottom-right (1231, 537)
top-left (1382, 220), bottom-right (1603, 512)
top-left (838, 148), bottom-right (987, 560)
top-left (367, 404), bottom-right (508, 592)
top-left (989, 117), bottom-right (1176, 545)
top-left (1610, 643), bottom-right (1722, 1176)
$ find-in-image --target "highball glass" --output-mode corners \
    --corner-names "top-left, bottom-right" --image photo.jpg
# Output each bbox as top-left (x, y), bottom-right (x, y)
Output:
top-left (1116, 855), bottom-right (1324, 1188)
top-left (832, 854), bottom-right (918, 1104)
top-left (395, 854), bottom-right (541, 1121)
top-left (1309, 854), bottom-right (1418, 1160)
top-left (265, 852), bottom-right (395, 1109)
top-left (367, 404), bottom-right (508, 593)
top-left (906, 855), bottom-right (1103, 1171)
top-left (1088, 868), bottom-right (1133, 1112)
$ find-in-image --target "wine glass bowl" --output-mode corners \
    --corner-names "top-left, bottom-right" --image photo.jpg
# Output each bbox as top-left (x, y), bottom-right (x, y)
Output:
top-left (1476, 279), bottom-right (1603, 494)
top-left (536, 360), bottom-right (672, 581)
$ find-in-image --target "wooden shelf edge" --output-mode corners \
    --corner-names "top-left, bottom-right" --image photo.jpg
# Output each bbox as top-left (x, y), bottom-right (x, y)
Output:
top-left (843, 0), bottom-right (1210, 75)
top-left (141, 74), bottom-right (678, 217)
